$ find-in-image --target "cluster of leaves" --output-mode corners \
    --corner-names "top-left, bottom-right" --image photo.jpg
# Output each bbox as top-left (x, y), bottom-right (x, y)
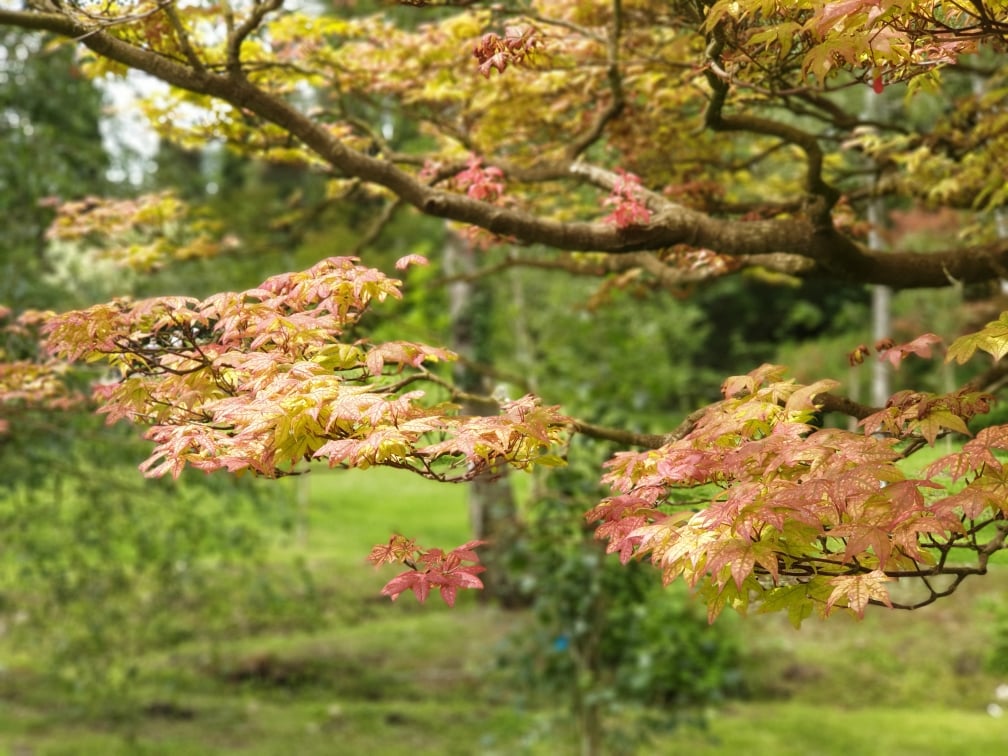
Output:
top-left (44, 256), bottom-right (567, 481)
top-left (707, 0), bottom-right (977, 88)
top-left (44, 191), bottom-right (240, 272)
top-left (601, 170), bottom-right (652, 229)
top-left (472, 25), bottom-right (541, 78)
top-left (26, 256), bottom-right (1008, 620)
top-left (367, 534), bottom-right (486, 607)
top-left (446, 155), bottom-right (516, 247)
top-left (589, 337), bottom-right (1008, 624)
top-left (0, 306), bottom-right (84, 437)
top-left (452, 155), bottom-right (505, 202)
top-left (42, 257), bottom-right (567, 603)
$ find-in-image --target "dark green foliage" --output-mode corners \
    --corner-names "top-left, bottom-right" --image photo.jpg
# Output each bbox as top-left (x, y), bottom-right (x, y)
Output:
top-left (0, 30), bottom-right (108, 308)
top-left (692, 274), bottom-right (870, 374)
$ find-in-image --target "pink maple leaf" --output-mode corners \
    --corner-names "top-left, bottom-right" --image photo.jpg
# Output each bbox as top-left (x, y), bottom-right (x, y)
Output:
top-left (602, 170), bottom-right (651, 229)
top-left (454, 155), bottom-right (505, 202)
top-left (395, 254), bottom-right (429, 270)
top-left (877, 333), bottom-right (942, 368)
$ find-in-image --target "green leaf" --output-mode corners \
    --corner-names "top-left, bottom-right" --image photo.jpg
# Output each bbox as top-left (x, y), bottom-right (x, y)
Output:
top-left (759, 582), bottom-right (815, 629)
top-left (947, 313), bottom-right (1008, 364)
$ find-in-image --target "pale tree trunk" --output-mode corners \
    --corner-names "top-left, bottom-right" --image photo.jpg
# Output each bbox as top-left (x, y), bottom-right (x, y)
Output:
top-left (863, 86), bottom-right (891, 407)
top-left (869, 200), bottom-right (891, 406)
top-left (443, 230), bottom-right (524, 606)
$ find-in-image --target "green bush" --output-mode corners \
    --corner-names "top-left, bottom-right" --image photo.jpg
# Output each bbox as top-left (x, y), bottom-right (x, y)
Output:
top-left (0, 410), bottom-right (322, 714)
top-left (501, 450), bottom-right (742, 753)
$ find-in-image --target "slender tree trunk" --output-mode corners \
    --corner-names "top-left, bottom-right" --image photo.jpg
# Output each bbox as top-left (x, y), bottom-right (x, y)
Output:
top-left (863, 87), bottom-right (891, 406)
top-left (443, 231), bottom-right (523, 606)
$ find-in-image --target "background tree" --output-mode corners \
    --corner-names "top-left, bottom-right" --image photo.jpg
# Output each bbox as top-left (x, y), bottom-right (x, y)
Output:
top-left (0, 27), bottom-right (107, 307)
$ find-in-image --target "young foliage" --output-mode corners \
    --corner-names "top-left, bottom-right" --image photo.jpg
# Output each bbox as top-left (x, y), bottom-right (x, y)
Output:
top-left (589, 349), bottom-right (1008, 624)
top-left (42, 257), bottom-right (567, 605)
top-left (0, 307), bottom-right (85, 437)
top-left (368, 534), bottom-right (487, 607)
top-left (45, 256), bottom-right (567, 482)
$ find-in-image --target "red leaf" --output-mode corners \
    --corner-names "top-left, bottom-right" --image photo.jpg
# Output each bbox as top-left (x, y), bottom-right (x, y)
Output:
top-left (380, 570), bottom-right (431, 604)
top-left (448, 539), bottom-right (488, 563)
top-left (877, 333), bottom-right (942, 368)
top-left (601, 170), bottom-right (651, 228)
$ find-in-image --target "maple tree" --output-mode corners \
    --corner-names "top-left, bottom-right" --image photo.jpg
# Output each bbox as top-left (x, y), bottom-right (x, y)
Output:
top-left (3, 0), bottom-right (1008, 622)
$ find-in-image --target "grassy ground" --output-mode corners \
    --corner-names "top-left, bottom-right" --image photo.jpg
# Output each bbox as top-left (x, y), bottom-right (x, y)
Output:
top-left (1, 467), bottom-right (1007, 754)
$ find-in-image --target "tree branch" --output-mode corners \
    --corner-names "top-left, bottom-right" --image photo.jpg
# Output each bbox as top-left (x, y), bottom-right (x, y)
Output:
top-left (3, 7), bottom-right (1008, 288)
top-left (564, 0), bottom-right (625, 159)
top-left (569, 419), bottom-right (668, 449)
top-left (227, 0), bottom-right (284, 77)
top-left (162, 3), bottom-right (205, 72)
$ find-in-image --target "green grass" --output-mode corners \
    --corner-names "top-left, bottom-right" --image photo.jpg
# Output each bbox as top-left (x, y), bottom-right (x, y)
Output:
top-left (270, 466), bottom-right (470, 562)
top-left (2, 467), bottom-right (1008, 754)
top-left (666, 703), bottom-right (1008, 756)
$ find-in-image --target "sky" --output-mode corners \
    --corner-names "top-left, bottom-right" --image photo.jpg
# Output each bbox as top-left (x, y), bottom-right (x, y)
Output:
top-left (100, 73), bottom-right (165, 185)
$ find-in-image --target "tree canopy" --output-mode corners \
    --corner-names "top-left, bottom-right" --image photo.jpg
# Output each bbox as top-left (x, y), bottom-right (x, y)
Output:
top-left (3, 0), bottom-right (1008, 623)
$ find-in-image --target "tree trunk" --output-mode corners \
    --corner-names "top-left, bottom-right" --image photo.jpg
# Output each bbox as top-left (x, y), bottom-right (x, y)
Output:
top-left (443, 231), bottom-right (524, 606)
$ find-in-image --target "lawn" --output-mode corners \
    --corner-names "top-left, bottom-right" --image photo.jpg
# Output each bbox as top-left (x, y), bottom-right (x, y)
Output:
top-left (0, 466), bottom-right (1006, 754)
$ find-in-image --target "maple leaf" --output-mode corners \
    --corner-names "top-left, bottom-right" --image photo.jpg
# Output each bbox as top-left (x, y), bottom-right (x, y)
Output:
top-left (720, 364), bottom-right (788, 399)
top-left (596, 515), bottom-right (650, 564)
top-left (783, 378), bottom-right (840, 415)
top-left (927, 425), bottom-right (1008, 481)
top-left (759, 582), bottom-right (817, 629)
top-left (825, 570), bottom-right (892, 617)
top-left (394, 254), bottom-right (429, 270)
top-left (876, 333), bottom-right (942, 368)
top-left (601, 170), bottom-right (651, 229)
top-left (472, 26), bottom-right (539, 78)
top-left (947, 312), bottom-right (1008, 364)
top-left (705, 538), bottom-right (780, 591)
top-left (448, 539), bottom-right (488, 563)
top-left (381, 570), bottom-right (432, 604)
top-left (367, 534), bottom-right (418, 566)
top-left (914, 409), bottom-right (970, 445)
top-left (932, 486), bottom-right (999, 520)
top-left (434, 567), bottom-right (485, 607)
top-left (373, 536), bottom-right (486, 606)
top-left (453, 155), bottom-right (505, 202)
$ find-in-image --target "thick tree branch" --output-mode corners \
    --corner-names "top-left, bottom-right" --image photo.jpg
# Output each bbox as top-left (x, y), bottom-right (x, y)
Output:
top-left (817, 392), bottom-right (878, 422)
top-left (3, 8), bottom-right (1008, 289)
top-left (569, 419), bottom-right (668, 449)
